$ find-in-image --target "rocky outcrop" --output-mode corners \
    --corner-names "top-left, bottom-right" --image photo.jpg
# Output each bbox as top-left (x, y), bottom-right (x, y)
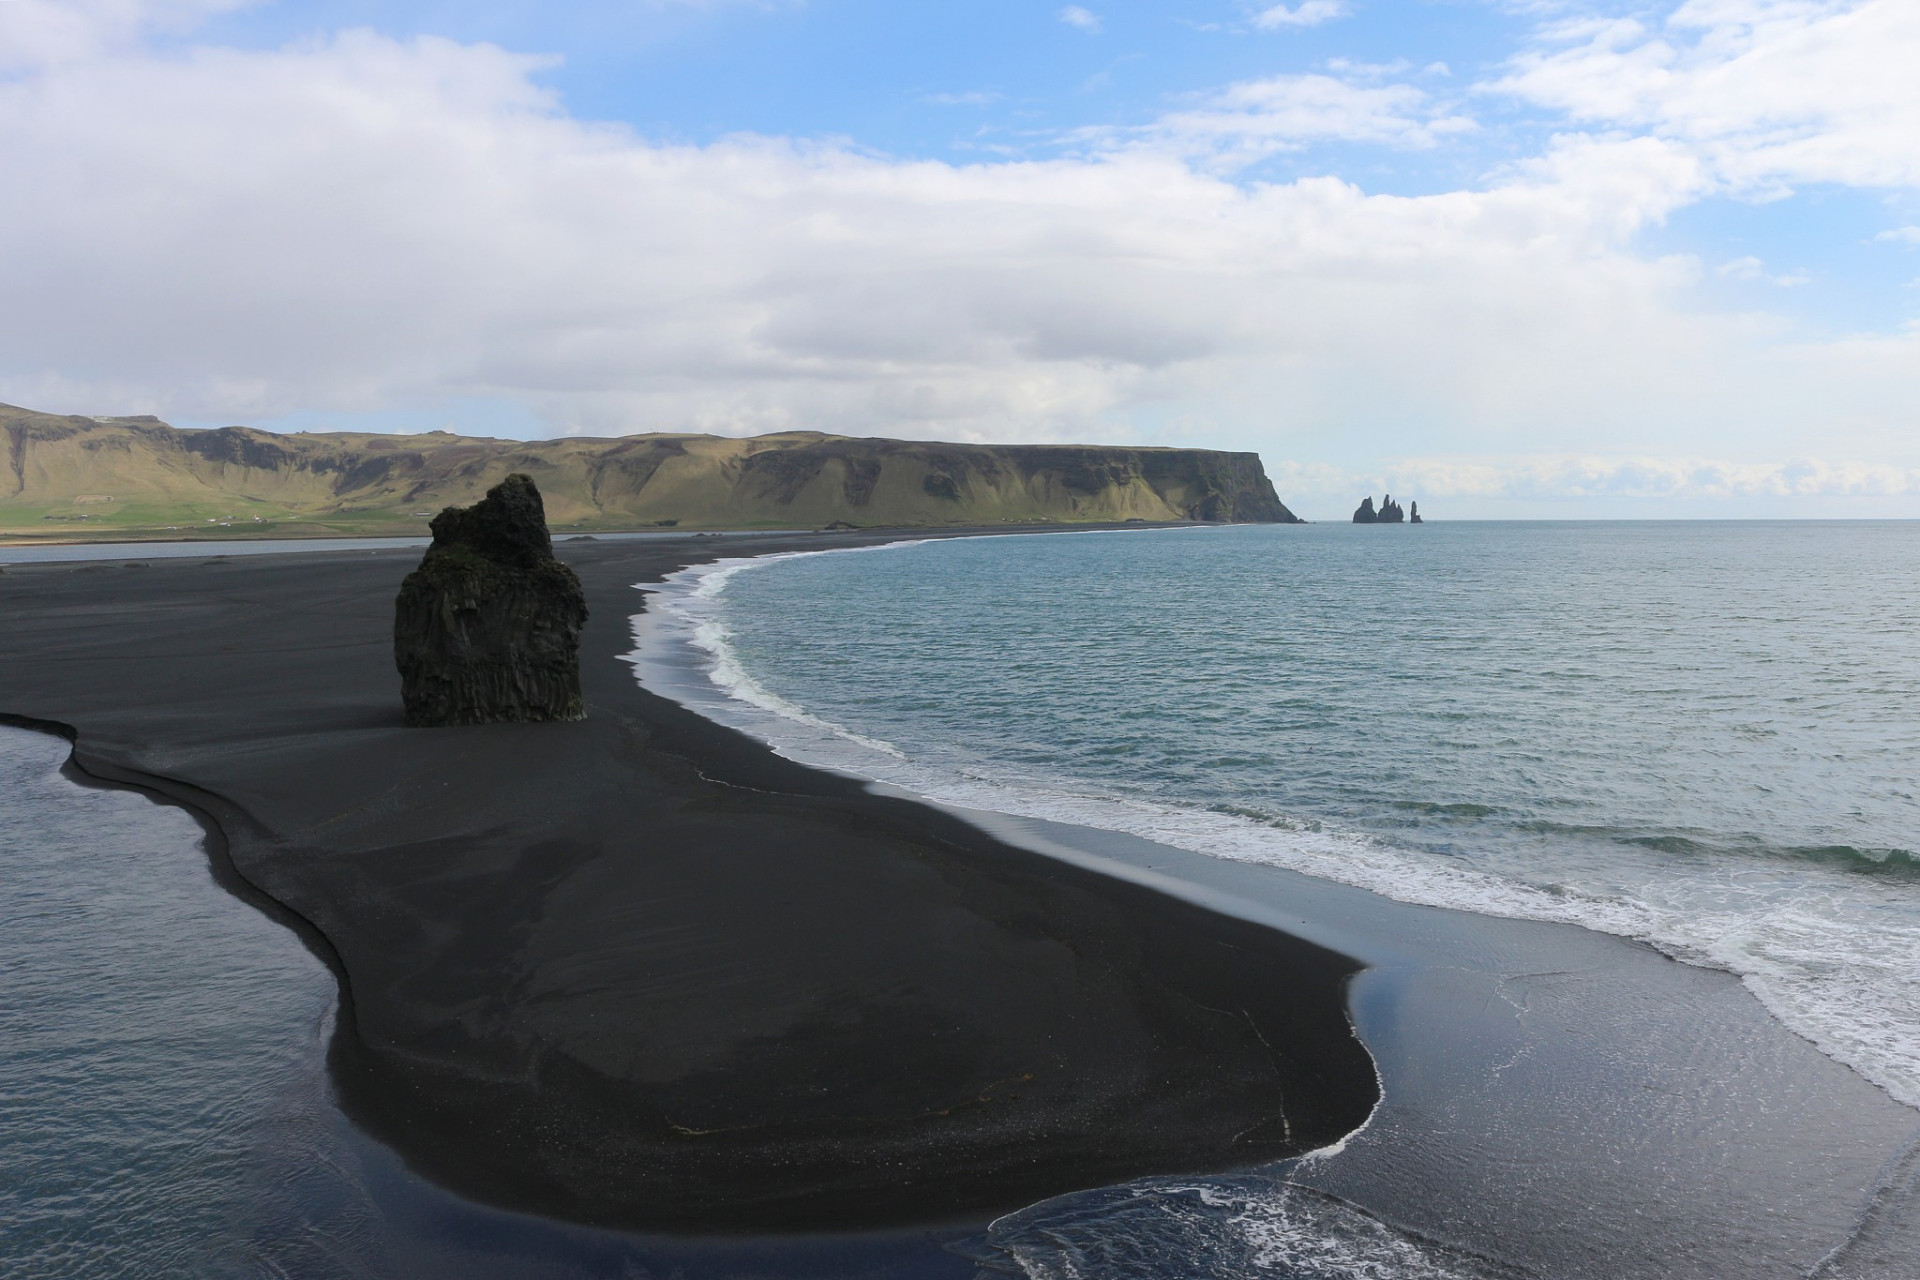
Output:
top-left (1410, 501), bottom-right (1423, 524)
top-left (1352, 494), bottom-right (1407, 523)
top-left (0, 401), bottom-right (1303, 535)
top-left (394, 475), bottom-right (587, 726)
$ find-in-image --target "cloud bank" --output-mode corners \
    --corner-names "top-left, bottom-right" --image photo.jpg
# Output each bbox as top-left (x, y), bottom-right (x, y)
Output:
top-left (0, 0), bottom-right (1916, 513)
top-left (1492, 0), bottom-right (1920, 191)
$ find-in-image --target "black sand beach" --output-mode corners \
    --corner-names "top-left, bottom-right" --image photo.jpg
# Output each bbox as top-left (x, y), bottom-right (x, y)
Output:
top-left (0, 530), bottom-right (1377, 1233)
top-left (11, 528), bottom-right (1920, 1279)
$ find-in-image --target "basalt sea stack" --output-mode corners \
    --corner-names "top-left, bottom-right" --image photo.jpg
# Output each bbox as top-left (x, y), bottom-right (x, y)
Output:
top-left (394, 474), bottom-right (587, 725)
top-left (1352, 493), bottom-right (1407, 523)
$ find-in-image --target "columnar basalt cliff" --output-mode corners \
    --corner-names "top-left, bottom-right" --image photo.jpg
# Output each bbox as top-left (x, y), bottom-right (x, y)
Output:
top-left (0, 402), bottom-right (1302, 537)
top-left (394, 475), bottom-right (587, 726)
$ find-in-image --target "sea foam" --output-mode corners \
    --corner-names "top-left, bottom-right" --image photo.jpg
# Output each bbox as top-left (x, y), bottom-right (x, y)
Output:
top-left (634, 534), bottom-right (1920, 1115)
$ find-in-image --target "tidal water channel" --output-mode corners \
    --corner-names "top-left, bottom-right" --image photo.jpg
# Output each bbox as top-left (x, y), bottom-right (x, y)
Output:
top-left (0, 724), bottom-right (977, 1279)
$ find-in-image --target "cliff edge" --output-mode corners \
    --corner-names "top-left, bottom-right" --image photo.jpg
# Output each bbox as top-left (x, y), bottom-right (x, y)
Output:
top-left (0, 403), bottom-right (1300, 538)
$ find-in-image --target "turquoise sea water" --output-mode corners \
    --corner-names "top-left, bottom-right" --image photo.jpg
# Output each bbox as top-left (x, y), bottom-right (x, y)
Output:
top-left (660, 521), bottom-right (1920, 1111)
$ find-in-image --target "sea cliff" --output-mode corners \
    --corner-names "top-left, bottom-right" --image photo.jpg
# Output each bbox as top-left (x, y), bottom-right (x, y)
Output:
top-left (1, 403), bottom-right (1298, 538)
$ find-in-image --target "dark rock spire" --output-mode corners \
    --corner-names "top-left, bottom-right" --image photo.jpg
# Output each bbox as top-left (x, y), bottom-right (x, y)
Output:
top-left (1354, 493), bottom-right (1411, 523)
top-left (394, 474), bottom-right (588, 726)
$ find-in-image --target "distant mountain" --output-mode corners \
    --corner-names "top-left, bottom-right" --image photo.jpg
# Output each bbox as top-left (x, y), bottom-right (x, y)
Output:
top-left (0, 404), bottom-right (1299, 539)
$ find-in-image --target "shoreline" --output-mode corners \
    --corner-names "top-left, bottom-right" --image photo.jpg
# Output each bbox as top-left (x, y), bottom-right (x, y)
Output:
top-left (646, 530), bottom-right (1920, 1112)
top-left (7, 529), bottom-right (1920, 1273)
top-left (613, 531), bottom-right (1920, 1275)
top-left (0, 526), bottom-right (1378, 1235)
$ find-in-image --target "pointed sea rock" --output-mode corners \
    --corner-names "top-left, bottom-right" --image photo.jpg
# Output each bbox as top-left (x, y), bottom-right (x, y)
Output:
top-left (394, 474), bottom-right (588, 726)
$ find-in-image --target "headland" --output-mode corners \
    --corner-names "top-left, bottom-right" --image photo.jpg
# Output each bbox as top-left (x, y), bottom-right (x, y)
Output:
top-left (1, 401), bottom-right (1299, 540)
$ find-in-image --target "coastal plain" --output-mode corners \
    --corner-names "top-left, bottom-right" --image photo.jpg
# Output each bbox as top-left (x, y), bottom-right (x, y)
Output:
top-left (0, 530), bottom-right (1374, 1233)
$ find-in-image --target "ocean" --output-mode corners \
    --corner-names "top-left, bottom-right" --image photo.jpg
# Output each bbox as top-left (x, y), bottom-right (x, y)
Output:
top-left (650, 521), bottom-right (1920, 1112)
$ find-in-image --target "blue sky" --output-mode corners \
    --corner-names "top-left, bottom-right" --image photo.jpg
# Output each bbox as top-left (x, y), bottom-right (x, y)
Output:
top-left (2, 0), bottom-right (1918, 516)
top-left (192, 2), bottom-right (1508, 152)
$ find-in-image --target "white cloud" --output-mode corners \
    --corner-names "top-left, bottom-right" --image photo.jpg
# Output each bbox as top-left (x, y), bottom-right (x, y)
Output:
top-left (1058, 6), bottom-right (1101, 33)
top-left (1876, 225), bottom-right (1920, 244)
top-left (1717, 254), bottom-right (1810, 285)
top-left (0, 18), bottom-right (1916, 509)
top-left (922, 90), bottom-right (1003, 107)
top-left (1268, 454), bottom-right (1920, 517)
top-left (1253, 1), bottom-right (1349, 31)
top-left (1085, 74), bottom-right (1477, 170)
top-left (1324, 57), bottom-right (1413, 78)
top-left (0, 0), bottom-right (258, 68)
top-left (1490, 0), bottom-right (1920, 192)
top-left (1390, 455), bottom-right (1920, 500)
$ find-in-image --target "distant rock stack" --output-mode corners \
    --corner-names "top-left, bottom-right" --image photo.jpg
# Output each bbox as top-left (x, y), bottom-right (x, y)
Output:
top-left (394, 474), bottom-right (588, 726)
top-left (1351, 494), bottom-right (1408, 524)
top-left (1410, 501), bottom-right (1423, 524)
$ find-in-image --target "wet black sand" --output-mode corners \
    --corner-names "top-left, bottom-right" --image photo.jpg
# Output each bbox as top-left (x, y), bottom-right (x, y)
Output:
top-left (0, 530), bottom-right (1377, 1234)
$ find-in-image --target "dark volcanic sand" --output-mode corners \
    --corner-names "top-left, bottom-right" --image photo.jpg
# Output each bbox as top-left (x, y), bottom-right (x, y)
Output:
top-left (0, 530), bottom-right (1377, 1233)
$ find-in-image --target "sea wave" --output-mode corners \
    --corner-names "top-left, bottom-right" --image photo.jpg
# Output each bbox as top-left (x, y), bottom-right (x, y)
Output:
top-left (635, 544), bottom-right (1920, 1114)
top-left (958, 1173), bottom-right (1525, 1280)
top-left (663, 550), bottom-right (916, 760)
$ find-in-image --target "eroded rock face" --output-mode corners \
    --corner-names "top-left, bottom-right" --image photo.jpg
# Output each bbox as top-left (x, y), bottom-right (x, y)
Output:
top-left (394, 474), bottom-right (587, 726)
top-left (1353, 494), bottom-right (1407, 523)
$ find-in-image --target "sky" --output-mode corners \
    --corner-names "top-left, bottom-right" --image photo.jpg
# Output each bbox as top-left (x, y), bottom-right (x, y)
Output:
top-left (2, 1), bottom-right (1918, 517)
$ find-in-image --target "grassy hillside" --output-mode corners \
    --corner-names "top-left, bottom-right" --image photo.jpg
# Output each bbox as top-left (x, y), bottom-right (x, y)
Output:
top-left (1, 403), bottom-right (1298, 541)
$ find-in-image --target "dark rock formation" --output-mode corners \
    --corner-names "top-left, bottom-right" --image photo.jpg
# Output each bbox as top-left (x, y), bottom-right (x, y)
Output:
top-left (1410, 501), bottom-right (1423, 524)
top-left (394, 474), bottom-right (587, 726)
top-left (1352, 494), bottom-right (1406, 523)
